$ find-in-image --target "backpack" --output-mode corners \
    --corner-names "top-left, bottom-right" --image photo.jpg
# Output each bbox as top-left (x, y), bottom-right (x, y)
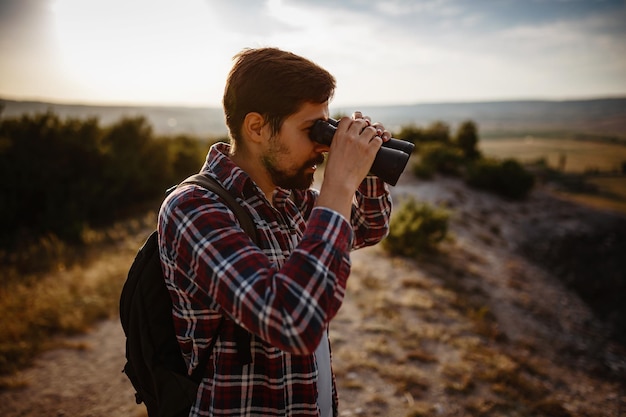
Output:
top-left (120, 173), bottom-right (256, 417)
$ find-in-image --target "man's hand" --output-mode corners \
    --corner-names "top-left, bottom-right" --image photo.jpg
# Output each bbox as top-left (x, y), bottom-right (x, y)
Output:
top-left (316, 111), bottom-right (389, 219)
top-left (353, 110), bottom-right (392, 143)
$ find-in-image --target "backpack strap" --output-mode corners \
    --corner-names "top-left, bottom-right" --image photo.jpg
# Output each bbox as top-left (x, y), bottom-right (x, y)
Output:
top-left (178, 173), bottom-right (255, 368)
top-left (180, 173), bottom-right (259, 245)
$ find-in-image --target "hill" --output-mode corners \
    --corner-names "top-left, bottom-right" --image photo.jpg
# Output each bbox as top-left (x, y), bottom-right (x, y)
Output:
top-left (2, 97), bottom-right (625, 140)
top-left (0, 99), bottom-right (227, 138)
top-left (345, 98), bottom-right (626, 141)
top-left (1, 173), bottom-right (624, 416)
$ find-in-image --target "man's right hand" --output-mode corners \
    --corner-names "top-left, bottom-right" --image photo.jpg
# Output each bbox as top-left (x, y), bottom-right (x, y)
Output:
top-left (315, 112), bottom-right (385, 220)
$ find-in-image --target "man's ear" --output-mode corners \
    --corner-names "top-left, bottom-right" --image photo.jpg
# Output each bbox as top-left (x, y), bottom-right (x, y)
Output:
top-left (242, 112), bottom-right (268, 144)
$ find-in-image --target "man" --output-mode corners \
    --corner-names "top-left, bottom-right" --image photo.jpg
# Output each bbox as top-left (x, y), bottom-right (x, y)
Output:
top-left (158, 47), bottom-right (392, 417)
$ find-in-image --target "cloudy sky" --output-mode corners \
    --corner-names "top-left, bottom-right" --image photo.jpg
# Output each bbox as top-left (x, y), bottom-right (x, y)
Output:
top-left (1, 0), bottom-right (625, 107)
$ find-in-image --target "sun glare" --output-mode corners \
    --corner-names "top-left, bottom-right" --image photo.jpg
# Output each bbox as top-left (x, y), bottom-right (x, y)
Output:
top-left (50, 0), bottom-right (231, 105)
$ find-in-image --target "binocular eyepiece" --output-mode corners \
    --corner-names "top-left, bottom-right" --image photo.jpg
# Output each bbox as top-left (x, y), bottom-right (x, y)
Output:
top-left (309, 118), bottom-right (415, 186)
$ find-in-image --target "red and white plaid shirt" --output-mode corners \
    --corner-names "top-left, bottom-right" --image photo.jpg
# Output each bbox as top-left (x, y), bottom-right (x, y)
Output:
top-left (158, 143), bottom-right (391, 416)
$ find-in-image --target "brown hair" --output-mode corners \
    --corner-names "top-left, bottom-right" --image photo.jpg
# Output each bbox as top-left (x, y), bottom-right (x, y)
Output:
top-left (223, 47), bottom-right (336, 143)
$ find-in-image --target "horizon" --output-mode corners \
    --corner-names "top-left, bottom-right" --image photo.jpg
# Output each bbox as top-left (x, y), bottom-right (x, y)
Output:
top-left (4, 94), bottom-right (625, 141)
top-left (2, 94), bottom-right (626, 111)
top-left (1, 0), bottom-right (625, 107)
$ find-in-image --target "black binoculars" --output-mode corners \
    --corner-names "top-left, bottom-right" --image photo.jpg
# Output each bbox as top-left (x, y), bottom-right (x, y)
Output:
top-left (309, 118), bottom-right (415, 186)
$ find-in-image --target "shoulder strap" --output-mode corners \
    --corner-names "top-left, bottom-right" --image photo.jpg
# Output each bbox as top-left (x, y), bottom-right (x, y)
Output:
top-left (180, 173), bottom-right (258, 245)
top-left (178, 173), bottom-right (254, 366)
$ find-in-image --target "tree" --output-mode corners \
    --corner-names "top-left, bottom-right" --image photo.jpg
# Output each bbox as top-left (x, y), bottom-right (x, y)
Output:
top-left (396, 124), bottom-right (424, 144)
top-left (423, 121), bottom-right (450, 143)
top-left (0, 111), bottom-right (206, 249)
top-left (455, 120), bottom-right (480, 159)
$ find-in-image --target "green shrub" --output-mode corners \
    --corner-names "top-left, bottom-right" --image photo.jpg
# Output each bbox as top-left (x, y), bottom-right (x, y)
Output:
top-left (454, 120), bottom-right (481, 159)
top-left (418, 142), bottom-right (465, 175)
top-left (423, 121), bottom-right (451, 144)
top-left (395, 121), bottom-right (451, 146)
top-left (466, 157), bottom-right (534, 199)
top-left (0, 112), bottom-right (208, 251)
top-left (382, 198), bottom-right (449, 257)
top-left (412, 159), bottom-right (435, 179)
top-left (395, 124), bottom-right (424, 145)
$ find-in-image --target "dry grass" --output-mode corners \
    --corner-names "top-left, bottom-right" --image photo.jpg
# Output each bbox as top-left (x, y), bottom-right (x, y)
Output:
top-left (480, 137), bottom-right (626, 173)
top-left (554, 187), bottom-right (626, 215)
top-left (0, 213), bottom-right (155, 376)
top-left (480, 137), bottom-right (626, 215)
top-left (587, 176), bottom-right (626, 198)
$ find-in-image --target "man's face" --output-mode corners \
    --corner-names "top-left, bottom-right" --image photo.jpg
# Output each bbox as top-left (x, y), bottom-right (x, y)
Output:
top-left (261, 101), bottom-right (329, 190)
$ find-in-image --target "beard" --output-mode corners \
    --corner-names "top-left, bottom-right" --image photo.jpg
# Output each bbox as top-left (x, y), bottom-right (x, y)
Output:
top-left (262, 139), bottom-right (325, 190)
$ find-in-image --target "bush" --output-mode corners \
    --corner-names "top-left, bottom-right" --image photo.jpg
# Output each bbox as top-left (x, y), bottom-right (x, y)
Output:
top-left (395, 124), bottom-right (424, 145)
top-left (382, 198), bottom-right (449, 257)
top-left (423, 121), bottom-right (451, 144)
top-left (396, 121), bottom-right (451, 147)
top-left (0, 112), bottom-right (208, 251)
top-left (412, 160), bottom-right (435, 179)
top-left (466, 157), bottom-right (535, 200)
top-left (454, 120), bottom-right (481, 159)
top-left (417, 142), bottom-right (465, 176)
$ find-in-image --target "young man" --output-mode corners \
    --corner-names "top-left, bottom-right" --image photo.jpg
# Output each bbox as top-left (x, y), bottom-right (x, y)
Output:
top-left (158, 47), bottom-right (392, 417)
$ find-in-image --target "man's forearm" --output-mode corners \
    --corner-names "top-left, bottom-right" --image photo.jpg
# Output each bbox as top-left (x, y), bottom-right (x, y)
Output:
top-left (351, 176), bottom-right (392, 249)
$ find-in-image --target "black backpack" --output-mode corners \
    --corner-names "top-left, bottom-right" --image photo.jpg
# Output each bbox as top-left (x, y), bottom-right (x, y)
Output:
top-left (120, 173), bottom-right (256, 417)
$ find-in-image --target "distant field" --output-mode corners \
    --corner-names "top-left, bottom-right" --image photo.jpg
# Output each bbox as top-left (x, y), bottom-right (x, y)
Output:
top-left (567, 176), bottom-right (626, 214)
top-left (480, 137), bottom-right (626, 214)
top-left (480, 137), bottom-right (626, 173)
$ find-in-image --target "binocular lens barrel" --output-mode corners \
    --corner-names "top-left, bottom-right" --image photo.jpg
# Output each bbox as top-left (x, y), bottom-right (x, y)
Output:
top-left (309, 118), bottom-right (415, 186)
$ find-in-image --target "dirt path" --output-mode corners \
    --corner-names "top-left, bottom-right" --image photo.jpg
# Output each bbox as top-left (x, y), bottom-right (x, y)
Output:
top-left (1, 175), bottom-right (625, 416)
top-left (0, 319), bottom-right (145, 417)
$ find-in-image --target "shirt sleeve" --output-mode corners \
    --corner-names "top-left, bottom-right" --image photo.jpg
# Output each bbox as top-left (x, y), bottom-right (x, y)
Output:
top-left (290, 176), bottom-right (392, 250)
top-left (350, 175), bottom-right (392, 250)
top-left (158, 187), bottom-right (353, 356)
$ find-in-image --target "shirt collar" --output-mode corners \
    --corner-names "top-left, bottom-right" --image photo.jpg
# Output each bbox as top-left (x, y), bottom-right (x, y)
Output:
top-left (201, 142), bottom-right (295, 208)
top-left (200, 142), bottom-right (255, 197)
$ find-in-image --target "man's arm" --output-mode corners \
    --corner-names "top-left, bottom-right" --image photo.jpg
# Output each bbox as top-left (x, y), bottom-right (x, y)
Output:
top-left (315, 114), bottom-right (392, 250)
top-left (159, 187), bottom-right (352, 356)
top-left (351, 175), bottom-right (392, 250)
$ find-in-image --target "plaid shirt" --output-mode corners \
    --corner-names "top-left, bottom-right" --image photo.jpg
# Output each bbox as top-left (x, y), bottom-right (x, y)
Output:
top-left (158, 143), bottom-right (391, 416)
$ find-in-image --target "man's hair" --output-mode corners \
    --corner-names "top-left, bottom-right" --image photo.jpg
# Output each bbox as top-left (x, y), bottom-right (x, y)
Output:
top-left (223, 47), bottom-right (336, 143)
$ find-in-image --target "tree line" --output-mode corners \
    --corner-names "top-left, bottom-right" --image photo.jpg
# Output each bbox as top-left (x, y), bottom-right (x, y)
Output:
top-left (0, 111), bottom-right (214, 250)
top-left (0, 111), bottom-right (534, 254)
top-left (396, 120), bottom-right (534, 200)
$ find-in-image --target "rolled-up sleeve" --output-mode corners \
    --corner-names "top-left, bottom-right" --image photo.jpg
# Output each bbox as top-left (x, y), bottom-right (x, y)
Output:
top-left (350, 176), bottom-right (392, 249)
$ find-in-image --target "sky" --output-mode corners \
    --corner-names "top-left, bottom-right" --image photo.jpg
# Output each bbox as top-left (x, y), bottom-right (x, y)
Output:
top-left (1, 0), bottom-right (625, 108)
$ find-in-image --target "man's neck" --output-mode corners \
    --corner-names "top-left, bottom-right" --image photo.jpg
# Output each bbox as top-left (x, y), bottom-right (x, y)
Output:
top-left (229, 147), bottom-right (276, 203)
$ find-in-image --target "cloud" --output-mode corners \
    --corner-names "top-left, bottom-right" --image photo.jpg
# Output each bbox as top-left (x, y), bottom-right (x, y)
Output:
top-left (0, 0), bottom-right (53, 45)
top-left (1, 0), bottom-right (624, 105)
top-left (203, 0), bottom-right (295, 36)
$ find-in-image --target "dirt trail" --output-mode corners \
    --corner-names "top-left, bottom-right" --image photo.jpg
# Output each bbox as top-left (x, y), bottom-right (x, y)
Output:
top-left (0, 319), bottom-right (144, 417)
top-left (1, 174), bottom-right (625, 416)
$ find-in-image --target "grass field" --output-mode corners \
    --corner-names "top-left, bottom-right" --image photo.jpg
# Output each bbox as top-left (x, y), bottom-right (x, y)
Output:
top-left (480, 137), bottom-right (626, 173)
top-left (480, 137), bottom-right (626, 215)
top-left (555, 176), bottom-right (626, 214)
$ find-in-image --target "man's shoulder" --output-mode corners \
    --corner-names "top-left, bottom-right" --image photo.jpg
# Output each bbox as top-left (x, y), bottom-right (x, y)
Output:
top-left (160, 181), bottom-right (231, 220)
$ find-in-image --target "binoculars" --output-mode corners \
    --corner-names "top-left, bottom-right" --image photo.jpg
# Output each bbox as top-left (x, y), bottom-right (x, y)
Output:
top-left (309, 118), bottom-right (415, 186)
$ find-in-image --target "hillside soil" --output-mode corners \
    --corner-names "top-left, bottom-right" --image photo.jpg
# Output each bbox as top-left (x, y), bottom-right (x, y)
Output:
top-left (1, 173), bottom-right (625, 417)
